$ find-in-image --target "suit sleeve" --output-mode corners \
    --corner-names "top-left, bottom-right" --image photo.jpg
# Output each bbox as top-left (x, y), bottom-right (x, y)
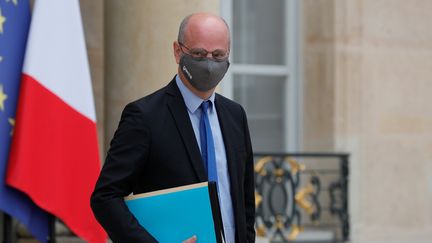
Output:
top-left (241, 106), bottom-right (256, 243)
top-left (90, 103), bottom-right (158, 243)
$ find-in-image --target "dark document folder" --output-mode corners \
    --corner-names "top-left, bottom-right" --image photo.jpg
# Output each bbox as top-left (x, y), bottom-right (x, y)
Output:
top-left (124, 182), bottom-right (224, 243)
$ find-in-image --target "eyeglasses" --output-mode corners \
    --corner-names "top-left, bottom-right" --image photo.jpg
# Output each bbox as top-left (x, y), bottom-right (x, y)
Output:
top-left (179, 42), bottom-right (229, 61)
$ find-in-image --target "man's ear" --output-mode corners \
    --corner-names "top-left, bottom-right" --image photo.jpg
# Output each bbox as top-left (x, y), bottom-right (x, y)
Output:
top-left (173, 41), bottom-right (181, 64)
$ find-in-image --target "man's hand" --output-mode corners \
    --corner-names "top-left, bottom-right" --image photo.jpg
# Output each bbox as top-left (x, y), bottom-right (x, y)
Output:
top-left (182, 235), bottom-right (197, 243)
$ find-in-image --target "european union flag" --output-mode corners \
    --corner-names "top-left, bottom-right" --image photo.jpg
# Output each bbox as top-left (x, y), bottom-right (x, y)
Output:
top-left (0, 1), bottom-right (49, 242)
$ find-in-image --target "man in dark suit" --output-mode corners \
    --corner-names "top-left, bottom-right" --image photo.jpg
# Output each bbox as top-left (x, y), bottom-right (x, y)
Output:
top-left (91, 13), bottom-right (255, 243)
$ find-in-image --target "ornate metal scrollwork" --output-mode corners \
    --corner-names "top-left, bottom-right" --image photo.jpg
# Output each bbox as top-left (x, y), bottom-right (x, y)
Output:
top-left (254, 153), bottom-right (349, 242)
top-left (254, 156), bottom-right (322, 242)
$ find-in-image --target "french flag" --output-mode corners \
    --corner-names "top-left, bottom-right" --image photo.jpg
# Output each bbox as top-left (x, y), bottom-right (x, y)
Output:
top-left (6, 0), bottom-right (106, 242)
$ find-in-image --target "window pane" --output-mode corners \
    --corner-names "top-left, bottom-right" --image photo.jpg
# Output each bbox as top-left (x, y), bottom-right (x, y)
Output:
top-left (233, 74), bottom-right (286, 152)
top-left (232, 0), bottom-right (286, 65)
top-left (249, 119), bottom-right (284, 152)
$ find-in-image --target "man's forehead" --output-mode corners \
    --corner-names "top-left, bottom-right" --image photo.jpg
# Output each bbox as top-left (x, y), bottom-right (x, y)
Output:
top-left (187, 15), bottom-right (228, 32)
top-left (184, 16), bottom-right (229, 46)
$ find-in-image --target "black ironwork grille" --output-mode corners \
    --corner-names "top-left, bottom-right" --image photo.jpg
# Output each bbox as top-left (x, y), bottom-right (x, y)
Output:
top-left (254, 153), bottom-right (349, 243)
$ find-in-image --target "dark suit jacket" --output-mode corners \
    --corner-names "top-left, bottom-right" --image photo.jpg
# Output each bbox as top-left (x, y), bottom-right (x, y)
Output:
top-left (91, 78), bottom-right (255, 243)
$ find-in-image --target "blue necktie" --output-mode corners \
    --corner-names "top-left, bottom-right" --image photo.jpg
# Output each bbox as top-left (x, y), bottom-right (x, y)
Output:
top-left (200, 101), bottom-right (218, 183)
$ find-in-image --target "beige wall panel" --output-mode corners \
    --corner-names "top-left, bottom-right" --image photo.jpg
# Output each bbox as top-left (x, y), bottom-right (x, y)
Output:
top-left (360, 46), bottom-right (432, 226)
top-left (80, 0), bottom-right (105, 156)
top-left (302, 0), bottom-right (336, 151)
top-left (104, 0), bottom-right (218, 149)
top-left (362, 0), bottom-right (432, 47)
top-left (303, 50), bottom-right (335, 150)
top-left (304, 0), bottom-right (432, 241)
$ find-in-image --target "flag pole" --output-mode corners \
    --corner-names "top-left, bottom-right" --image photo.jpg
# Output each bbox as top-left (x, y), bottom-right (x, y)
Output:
top-left (48, 215), bottom-right (56, 243)
top-left (2, 213), bottom-right (13, 243)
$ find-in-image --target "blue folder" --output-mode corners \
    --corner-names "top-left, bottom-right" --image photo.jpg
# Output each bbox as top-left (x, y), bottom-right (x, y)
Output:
top-left (124, 182), bottom-right (224, 243)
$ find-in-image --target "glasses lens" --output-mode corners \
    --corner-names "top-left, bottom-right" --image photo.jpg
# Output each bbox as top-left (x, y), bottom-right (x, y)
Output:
top-left (180, 43), bottom-right (228, 60)
top-left (211, 51), bottom-right (228, 61)
top-left (189, 48), bottom-right (208, 58)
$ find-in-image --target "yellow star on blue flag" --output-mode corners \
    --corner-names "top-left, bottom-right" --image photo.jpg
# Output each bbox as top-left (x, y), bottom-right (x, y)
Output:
top-left (0, 7), bottom-right (7, 34)
top-left (0, 84), bottom-right (7, 111)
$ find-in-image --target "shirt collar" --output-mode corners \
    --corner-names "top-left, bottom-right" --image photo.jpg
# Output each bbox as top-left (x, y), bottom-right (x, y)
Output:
top-left (175, 75), bottom-right (215, 113)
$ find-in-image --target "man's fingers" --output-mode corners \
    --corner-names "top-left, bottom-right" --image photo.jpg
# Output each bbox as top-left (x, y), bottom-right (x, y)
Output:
top-left (182, 235), bottom-right (197, 243)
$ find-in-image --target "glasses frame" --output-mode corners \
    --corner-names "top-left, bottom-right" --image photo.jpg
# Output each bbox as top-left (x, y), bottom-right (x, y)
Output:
top-left (178, 42), bottom-right (230, 61)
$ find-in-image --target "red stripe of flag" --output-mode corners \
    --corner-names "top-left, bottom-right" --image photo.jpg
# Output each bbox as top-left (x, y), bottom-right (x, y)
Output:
top-left (7, 74), bottom-right (106, 243)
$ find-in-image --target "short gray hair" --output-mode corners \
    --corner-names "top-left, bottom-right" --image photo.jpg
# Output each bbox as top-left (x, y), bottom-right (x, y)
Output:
top-left (177, 14), bottom-right (193, 43)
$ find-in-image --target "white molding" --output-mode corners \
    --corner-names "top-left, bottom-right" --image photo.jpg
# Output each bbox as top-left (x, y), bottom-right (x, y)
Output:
top-left (285, 0), bottom-right (301, 151)
top-left (230, 64), bottom-right (290, 76)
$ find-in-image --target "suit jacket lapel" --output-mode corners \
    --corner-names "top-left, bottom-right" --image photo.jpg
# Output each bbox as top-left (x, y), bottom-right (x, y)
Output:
top-left (216, 96), bottom-right (245, 242)
top-left (166, 80), bottom-right (207, 182)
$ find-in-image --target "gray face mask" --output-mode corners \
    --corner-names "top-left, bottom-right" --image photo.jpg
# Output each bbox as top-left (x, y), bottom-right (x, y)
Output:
top-left (180, 54), bottom-right (230, 92)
